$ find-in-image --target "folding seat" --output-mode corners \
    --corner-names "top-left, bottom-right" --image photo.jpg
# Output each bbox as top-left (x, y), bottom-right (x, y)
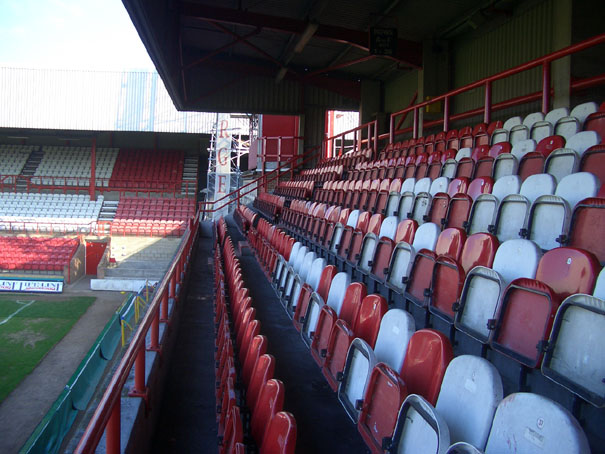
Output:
top-left (444, 177), bottom-right (493, 230)
top-left (295, 264), bottom-right (339, 338)
top-left (312, 205), bottom-right (339, 248)
top-left (273, 242), bottom-right (302, 291)
top-left (584, 101), bottom-right (605, 139)
top-left (251, 379), bottom-right (285, 446)
top-left (383, 179), bottom-right (403, 216)
top-left (404, 227), bottom-right (466, 312)
top-left (333, 211), bottom-right (369, 265)
top-left (542, 290), bottom-right (605, 406)
top-left (358, 179), bottom-right (380, 211)
top-left (375, 179), bottom-right (397, 215)
top-left (509, 112), bottom-right (543, 145)
top-left (246, 353), bottom-right (276, 411)
top-left (323, 207), bottom-right (350, 252)
top-left (556, 102), bottom-right (599, 139)
top-left (428, 232), bottom-right (498, 323)
top-left (344, 213), bottom-right (382, 271)
top-left (579, 144), bottom-right (605, 185)
top-left (338, 309), bottom-right (414, 422)
top-left (352, 180), bottom-right (372, 210)
top-left (322, 292), bottom-right (386, 391)
top-left (356, 363), bottom-right (408, 453)
top-left (385, 222), bottom-right (440, 296)
top-left (242, 335), bottom-right (268, 386)
top-left (492, 173), bottom-right (556, 242)
top-left (490, 116), bottom-right (521, 145)
top-left (446, 130), bottom-right (460, 150)
top-left (564, 197), bottom-right (605, 264)
top-left (260, 411), bottom-right (297, 454)
top-left (456, 146), bottom-right (488, 179)
top-left (474, 142), bottom-right (511, 178)
top-left (220, 405), bottom-right (244, 454)
top-left (434, 132), bottom-right (447, 152)
top-left (483, 393), bottom-right (590, 453)
top-left (389, 393), bottom-right (451, 454)
top-left (287, 256), bottom-right (325, 316)
top-left (526, 172), bottom-right (600, 250)
top-left (393, 177), bottom-right (416, 220)
top-left (311, 280), bottom-right (367, 366)
top-left (390, 355), bottom-right (502, 453)
top-left (491, 247), bottom-right (600, 368)
top-left (465, 175), bottom-right (521, 234)
top-left (455, 239), bottom-right (542, 344)
top-left (566, 130), bottom-right (601, 156)
top-left (356, 215), bottom-right (398, 278)
top-left (343, 180), bottom-right (363, 209)
top-left (410, 176), bottom-right (450, 225)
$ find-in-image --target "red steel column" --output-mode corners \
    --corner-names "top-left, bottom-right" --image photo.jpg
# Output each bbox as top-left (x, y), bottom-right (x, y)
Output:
top-left (443, 97), bottom-right (450, 132)
top-left (106, 399), bottom-right (120, 454)
top-left (484, 80), bottom-right (492, 124)
top-left (148, 310), bottom-right (159, 351)
top-left (130, 349), bottom-right (146, 395)
top-left (542, 61), bottom-right (551, 114)
top-left (160, 290), bottom-right (169, 322)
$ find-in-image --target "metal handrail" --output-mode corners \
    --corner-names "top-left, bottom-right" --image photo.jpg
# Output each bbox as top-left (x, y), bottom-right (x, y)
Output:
top-left (389, 33), bottom-right (605, 142)
top-left (74, 215), bottom-right (198, 454)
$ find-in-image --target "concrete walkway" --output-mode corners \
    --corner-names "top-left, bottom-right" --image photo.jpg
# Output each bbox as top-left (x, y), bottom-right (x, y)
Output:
top-left (0, 277), bottom-right (128, 454)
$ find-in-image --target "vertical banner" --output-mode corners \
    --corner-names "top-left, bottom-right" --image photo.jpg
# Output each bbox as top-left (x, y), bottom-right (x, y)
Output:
top-left (214, 113), bottom-right (232, 219)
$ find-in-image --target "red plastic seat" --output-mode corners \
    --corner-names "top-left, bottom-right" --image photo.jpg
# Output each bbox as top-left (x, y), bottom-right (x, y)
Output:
top-left (429, 232), bottom-right (498, 322)
top-left (261, 411), bottom-right (297, 454)
top-left (399, 329), bottom-right (454, 405)
top-left (251, 379), bottom-right (285, 445)
top-left (221, 405), bottom-right (244, 454)
top-left (246, 354), bottom-right (276, 411)
top-left (242, 335), bottom-right (268, 386)
top-left (357, 363), bottom-right (408, 453)
top-left (491, 247), bottom-right (600, 368)
top-left (566, 197), bottom-right (605, 264)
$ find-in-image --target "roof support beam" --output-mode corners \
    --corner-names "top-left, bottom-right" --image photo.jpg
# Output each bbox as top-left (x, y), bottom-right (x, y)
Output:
top-left (180, 2), bottom-right (422, 67)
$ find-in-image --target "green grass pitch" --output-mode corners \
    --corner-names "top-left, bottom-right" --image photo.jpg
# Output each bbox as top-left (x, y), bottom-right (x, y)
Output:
top-left (0, 296), bottom-right (95, 402)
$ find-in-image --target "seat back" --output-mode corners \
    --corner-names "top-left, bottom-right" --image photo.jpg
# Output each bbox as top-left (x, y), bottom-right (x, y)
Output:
top-left (358, 363), bottom-right (408, 453)
top-left (484, 393), bottom-right (590, 454)
top-left (251, 379), bottom-right (285, 445)
top-left (373, 308), bottom-right (415, 372)
top-left (246, 354), bottom-right (276, 410)
top-left (544, 148), bottom-right (580, 182)
top-left (435, 355), bottom-right (503, 448)
top-left (400, 329), bottom-right (454, 405)
top-left (568, 197), bottom-right (605, 264)
top-left (325, 272), bottom-right (351, 314)
top-left (542, 294), bottom-right (605, 407)
top-left (536, 247), bottom-right (600, 299)
top-left (455, 239), bottom-right (541, 343)
top-left (354, 294), bottom-right (388, 347)
top-left (338, 282), bottom-right (367, 326)
top-left (390, 394), bottom-right (450, 454)
top-left (567, 130), bottom-right (601, 156)
top-left (243, 335), bottom-right (268, 385)
top-left (338, 338), bottom-right (377, 422)
top-left (261, 411), bottom-right (297, 454)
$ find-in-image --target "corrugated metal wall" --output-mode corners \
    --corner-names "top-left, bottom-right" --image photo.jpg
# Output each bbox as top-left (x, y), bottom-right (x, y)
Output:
top-left (384, 71), bottom-right (418, 128)
top-left (0, 67), bottom-right (249, 134)
top-left (451, 0), bottom-right (555, 119)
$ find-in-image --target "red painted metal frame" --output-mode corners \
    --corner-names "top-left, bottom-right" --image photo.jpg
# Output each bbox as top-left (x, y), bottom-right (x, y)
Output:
top-left (389, 33), bottom-right (605, 142)
top-left (74, 216), bottom-right (199, 454)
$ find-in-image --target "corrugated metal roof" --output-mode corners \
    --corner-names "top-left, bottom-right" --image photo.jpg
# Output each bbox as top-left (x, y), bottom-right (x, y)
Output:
top-left (0, 67), bottom-right (249, 133)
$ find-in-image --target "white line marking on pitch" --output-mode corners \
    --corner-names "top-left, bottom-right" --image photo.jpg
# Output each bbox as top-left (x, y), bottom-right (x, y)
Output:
top-left (0, 300), bottom-right (36, 326)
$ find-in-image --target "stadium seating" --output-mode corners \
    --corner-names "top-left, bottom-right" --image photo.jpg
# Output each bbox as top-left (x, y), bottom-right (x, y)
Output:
top-left (0, 145), bottom-right (36, 177)
top-left (109, 149), bottom-right (184, 190)
top-left (110, 196), bottom-right (194, 236)
top-left (0, 236), bottom-right (79, 273)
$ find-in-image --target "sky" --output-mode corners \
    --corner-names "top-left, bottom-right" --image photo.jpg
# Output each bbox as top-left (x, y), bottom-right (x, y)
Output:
top-left (0, 0), bottom-right (155, 71)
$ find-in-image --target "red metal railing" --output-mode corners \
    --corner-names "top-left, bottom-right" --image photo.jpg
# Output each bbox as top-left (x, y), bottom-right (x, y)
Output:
top-left (389, 33), bottom-right (605, 142)
top-left (323, 120), bottom-right (378, 160)
top-left (74, 215), bottom-right (199, 454)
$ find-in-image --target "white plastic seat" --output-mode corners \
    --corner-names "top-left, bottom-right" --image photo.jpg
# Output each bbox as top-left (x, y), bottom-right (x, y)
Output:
top-left (542, 293), bottom-right (605, 407)
top-left (484, 393), bottom-right (590, 453)
top-left (445, 442), bottom-right (484, 454)
top-left (288, 256), bottom-right (325, 313)
top-left (544, 148), bottom-right (580, 182)
top-left (324, 272), bottom-right (351, 314)
top-left (455, 239), bottom-right (542, 342)
top-left (527, 172), bottom-right (601, 250)
top-left (390, 394), bottom-right (451, 454)
top-left (441, 159), bottom-right (458, 178)
top-left (357, 216), bottom-right (398, 274)
top-left (279, 245), bottom-right (308, 298)
top-left (566, 130), bottom-right (601, 156)
top-left (571, 101), bottom-right (599, 126)
top-left (338, 338), bottom-right (377, 422)
top-left (414, 177), bottom-right (431, 194)
top-left (385, 222), bottom-right (440, 293)
top-left (493, 173), bottom-right (556, 242)
top-left (511, 139), bottom-right (537, 161)
top-left (455, 148), bottom-right (472, 161)
top-left (373, 308), bottom-right (415, 371)
top-left (435, 356), bottom-right (503, 448)
top-left (466, 175), bottom-right (521, 234)
top-left (491, 153), bottom-right (518, 180)
top-left (411, 177), bottom-right (450, 224)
